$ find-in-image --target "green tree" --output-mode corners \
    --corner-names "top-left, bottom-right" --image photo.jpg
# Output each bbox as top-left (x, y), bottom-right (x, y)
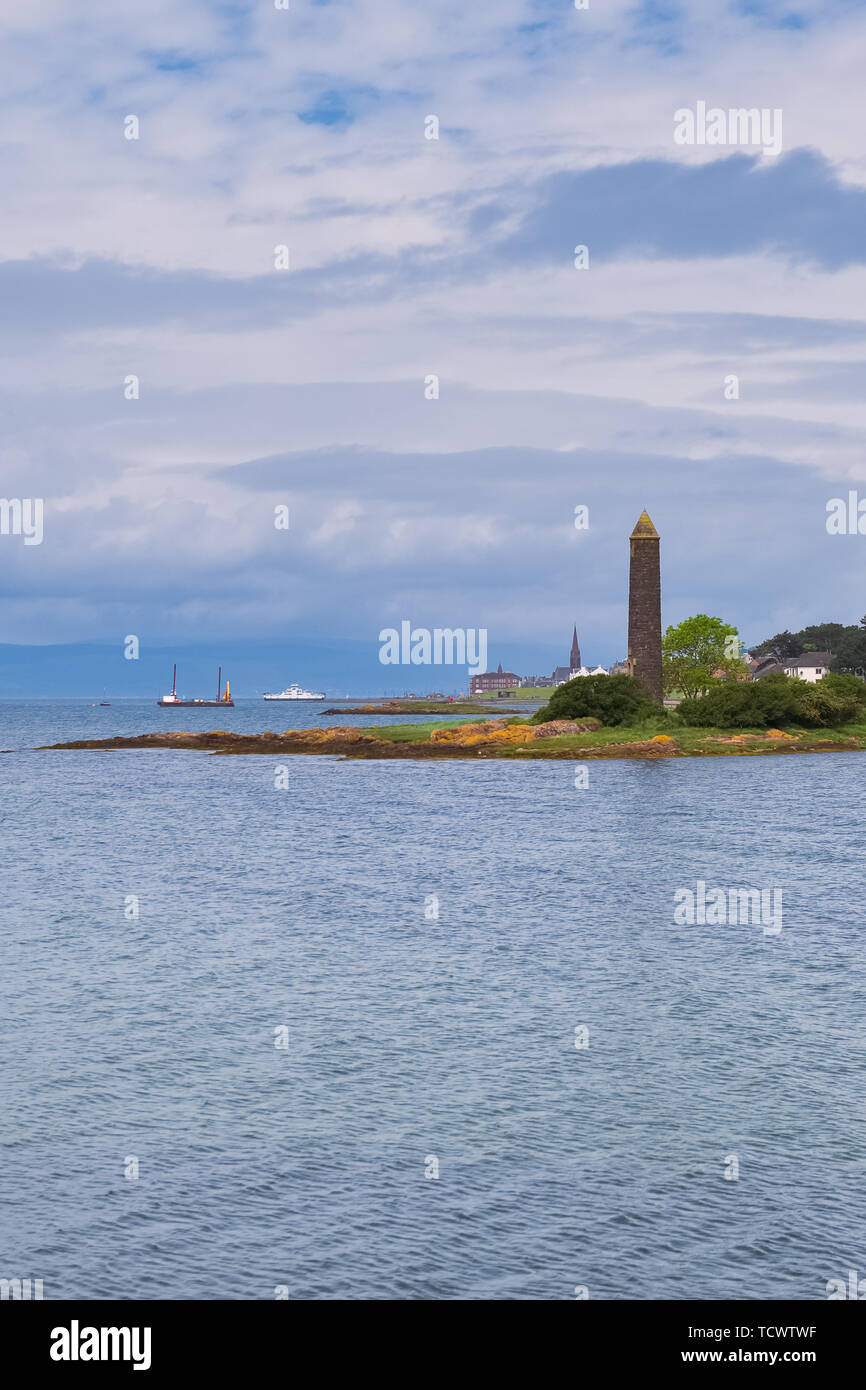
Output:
top-left (662, 614), bottom-right (743, 700)
top-left (749, 620), bottom-right (866, 673)
top-left (749, 630), bottom-right (799, 660)
top-left (797, 622), bottom-right (849, 654)
top-left (832, 625), bottom-right (866, 675)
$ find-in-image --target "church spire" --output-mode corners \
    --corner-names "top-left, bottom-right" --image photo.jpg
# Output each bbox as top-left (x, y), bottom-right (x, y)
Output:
top-left (570, 625), bottom-right (581, 670)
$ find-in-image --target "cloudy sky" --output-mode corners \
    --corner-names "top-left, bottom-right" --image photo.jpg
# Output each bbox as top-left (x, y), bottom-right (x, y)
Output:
top-left (2, 0), bottom-right (865, 670)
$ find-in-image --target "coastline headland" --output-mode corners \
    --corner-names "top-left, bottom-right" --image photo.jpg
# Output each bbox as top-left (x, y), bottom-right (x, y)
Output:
top-left (38, 719), bottom-right (866, 761)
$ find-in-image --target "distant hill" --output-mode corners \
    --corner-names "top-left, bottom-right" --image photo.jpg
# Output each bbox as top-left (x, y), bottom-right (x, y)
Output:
top-left (0, 638), bottom-right (573, 699)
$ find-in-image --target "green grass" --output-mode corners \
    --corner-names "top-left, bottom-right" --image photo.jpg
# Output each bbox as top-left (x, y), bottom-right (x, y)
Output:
top-left (475, 687), bottom-right (550, 700)
top-left (363, 715), bottom-right (866, 755)
top-left (517, 722), bottom-right (866, 755)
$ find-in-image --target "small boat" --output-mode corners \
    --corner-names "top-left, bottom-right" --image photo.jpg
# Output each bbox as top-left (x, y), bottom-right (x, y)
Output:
top-left (158, 664), bottom-right (235, 708)
top-left (263, 683), bottom-right (325, 701)
top-left (100, 702), bottom-right (110, 706)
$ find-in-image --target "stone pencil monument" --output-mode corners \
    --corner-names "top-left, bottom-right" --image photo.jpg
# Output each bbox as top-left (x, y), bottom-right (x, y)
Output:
top-left (626, 509), bottom-right (663, 702)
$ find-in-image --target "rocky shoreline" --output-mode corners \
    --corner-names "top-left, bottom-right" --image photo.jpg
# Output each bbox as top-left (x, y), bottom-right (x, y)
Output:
top-left (37, 723), bottom-right (864, 760)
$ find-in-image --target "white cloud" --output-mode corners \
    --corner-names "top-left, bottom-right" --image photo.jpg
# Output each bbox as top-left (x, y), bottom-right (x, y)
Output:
top-left (1, 0), bottom-right (865, 648)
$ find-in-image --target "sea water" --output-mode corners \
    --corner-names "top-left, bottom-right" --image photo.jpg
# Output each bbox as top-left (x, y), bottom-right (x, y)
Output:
top-left (1, 701), bottom-right (864, 1299)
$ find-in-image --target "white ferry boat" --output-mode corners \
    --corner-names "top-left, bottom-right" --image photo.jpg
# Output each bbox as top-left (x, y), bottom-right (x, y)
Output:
top-left (263, 683), bottom-right (325, 701)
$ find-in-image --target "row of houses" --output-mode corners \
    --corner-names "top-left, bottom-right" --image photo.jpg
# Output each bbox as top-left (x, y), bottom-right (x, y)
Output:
top-left (468, 628), bottom-right (839, 699)
top-left (748, 652), bottom-right (833, 683)
top-left (468, 626), bottom-right (634, 696)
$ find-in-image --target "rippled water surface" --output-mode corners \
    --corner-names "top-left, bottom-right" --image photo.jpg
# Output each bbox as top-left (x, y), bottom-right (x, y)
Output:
top-left (1, 702), bottom-right (864, 1299)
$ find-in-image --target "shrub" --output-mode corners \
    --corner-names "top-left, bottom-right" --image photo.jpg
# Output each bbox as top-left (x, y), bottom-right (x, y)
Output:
top-left (530, 674), bottom-right (660, 727)
top-left (797, 674), bottom-right (866, 726)
top-left (676, 675), bottom-right (800, 727)
top-left (676, 672), bottom-right (866, 728)
top-left (821, 672), bottom-right (866, 708)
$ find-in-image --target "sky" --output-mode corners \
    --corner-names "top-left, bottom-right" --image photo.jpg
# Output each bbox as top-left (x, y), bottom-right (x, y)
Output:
top-left (1, 0), bottom-right (866, 682)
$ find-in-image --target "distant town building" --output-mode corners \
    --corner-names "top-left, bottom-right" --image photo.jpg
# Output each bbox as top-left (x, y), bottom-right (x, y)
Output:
top-left (549, 625), bottom-right (613, 684)
top-left (553, 663), bottom-right (610, 684)
top-left (470, 662), bottom-right (520, 696)
top-left (511, 628), bottom-right (622, 691)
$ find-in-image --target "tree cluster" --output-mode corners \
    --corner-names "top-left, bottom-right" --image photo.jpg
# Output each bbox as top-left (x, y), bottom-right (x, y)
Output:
top-left (750, 619), bottom-right (866, 674)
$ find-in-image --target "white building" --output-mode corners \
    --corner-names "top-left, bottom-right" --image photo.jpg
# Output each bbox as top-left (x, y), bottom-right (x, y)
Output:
top-left (556, 665), bottom-right (609, 684)
top-left (779, 653), bottom-right (833, 683)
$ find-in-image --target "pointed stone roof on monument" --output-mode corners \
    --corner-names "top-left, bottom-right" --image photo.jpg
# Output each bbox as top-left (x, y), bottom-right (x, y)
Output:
top-left (630, 509), bottom-right (659, 539)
